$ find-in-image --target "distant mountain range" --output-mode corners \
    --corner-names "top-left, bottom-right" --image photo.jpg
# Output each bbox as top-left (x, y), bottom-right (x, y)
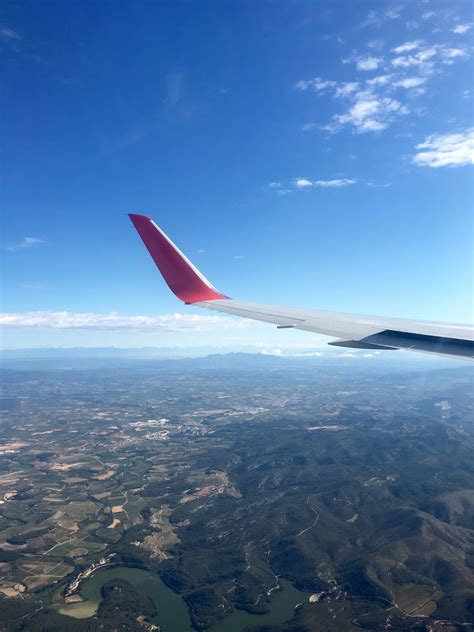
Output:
top-left (0, 347), bottom-right (460, 371)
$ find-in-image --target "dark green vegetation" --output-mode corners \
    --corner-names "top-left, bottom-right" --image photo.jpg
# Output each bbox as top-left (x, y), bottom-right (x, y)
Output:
top-left (0, 355), bottom-right (473, 631)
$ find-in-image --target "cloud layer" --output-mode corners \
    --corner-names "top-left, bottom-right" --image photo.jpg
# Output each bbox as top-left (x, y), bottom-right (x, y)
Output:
top-left (0, 311), bottom-right (257, 332)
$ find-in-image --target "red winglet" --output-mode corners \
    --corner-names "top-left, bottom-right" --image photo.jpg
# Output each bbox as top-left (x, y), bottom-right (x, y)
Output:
top-left (128, 214), bottom-right (228, 304)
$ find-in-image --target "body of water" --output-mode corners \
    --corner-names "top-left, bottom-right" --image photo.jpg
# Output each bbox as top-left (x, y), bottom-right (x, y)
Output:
top-left (59, 566), bottom-right (310, 631)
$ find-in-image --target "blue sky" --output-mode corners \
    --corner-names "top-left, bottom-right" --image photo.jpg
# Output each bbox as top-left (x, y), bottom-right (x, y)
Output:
top-left (1, 0), bottom-right (473, 353)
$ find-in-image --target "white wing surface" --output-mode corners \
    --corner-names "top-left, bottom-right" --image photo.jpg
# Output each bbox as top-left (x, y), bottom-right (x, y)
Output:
top-left (129, 214), bottom-right (474, 360)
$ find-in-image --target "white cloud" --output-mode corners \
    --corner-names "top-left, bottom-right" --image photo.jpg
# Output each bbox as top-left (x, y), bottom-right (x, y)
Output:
top-left (392, 44), bottom-right (468, 72)
top-left (295, 31), bottom-right (470, 137)
top-left (412, 128), bottom-right (474, 168)
top-left (346, 95), bottom-right (379, 118)
top-left (452, 23), bottom-right (472, 34)
top-left (294, 178), bottom-right (313, 188)
top-left (367, 181), bottom-right (392, 188)
top-left (292, 351), bottom-right (323, 357)
top-left (270, 178), bottom-right (356, 190)
top-left (385, 9), bottom-right (401, 20)
top-left (260, 348), bottom-right (283, 356)
top-left (393, 76), bottom-right (426, 89)
top-left (356, 55), bottom-right (383, 71)
top-left (441, 47), bottom-right (468, 63)
top-left (367, 39), bottom-right (384, 50)
top-left (392, 41), bottom-right (422, 54)
top-left (366, 74), bottom-right (392, 86)
top-left (331, 93), bottom-right (408, 134)
top-left (313, 179), bottom-right (356, 187)
top-left (392, 45), bottom-right (439, 70)
top-left (417, 46), bottom-right (441, 62)
top-left (267, 181), bottom-right (292, 194)
top-left (361, 8), bottom-right (401, 27)
top-left (294, 79), bottom-right (310, 91)
top-left (421, 11), bottom-right (436, 20)
top-left (0, 311), bottom-right (258, 331)
top-left (6, 237), bottom-right (46, 252)
top-left (294, 77), bottom-right (336, 92)
top-left (334, 82), bottom-right (359, 98)
top-left (391, 56), bottom-right (415, 68)
top-left (302, 122), bottom-right (318, 131)
top-left (361, 10), bottom-right (379, 27)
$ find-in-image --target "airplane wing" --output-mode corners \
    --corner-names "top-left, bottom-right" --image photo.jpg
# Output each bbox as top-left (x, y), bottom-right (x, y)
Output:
top-left (128, 214), bottom-right (474, 360)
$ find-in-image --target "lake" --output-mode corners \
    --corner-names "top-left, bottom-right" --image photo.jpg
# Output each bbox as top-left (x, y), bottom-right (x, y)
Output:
top-left (59, 566), bottom-right (310, 631)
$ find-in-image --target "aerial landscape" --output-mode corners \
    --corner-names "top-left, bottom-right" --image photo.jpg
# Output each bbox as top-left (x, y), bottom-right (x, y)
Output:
top-left (2, 0), bottom-right (473, 630)
top-left (0, 353), bottom-right (473, 631)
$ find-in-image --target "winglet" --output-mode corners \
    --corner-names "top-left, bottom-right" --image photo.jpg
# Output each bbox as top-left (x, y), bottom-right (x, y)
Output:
top-left (128, 214), bottom-right (228, 304)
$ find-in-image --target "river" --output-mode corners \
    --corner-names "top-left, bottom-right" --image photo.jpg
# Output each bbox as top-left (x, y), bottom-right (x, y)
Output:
top-left (59, 566), bottom-right (310, 631)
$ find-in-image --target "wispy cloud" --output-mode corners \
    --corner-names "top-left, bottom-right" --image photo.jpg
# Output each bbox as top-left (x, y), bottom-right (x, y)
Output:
top-left (391, 41), bottom-right (422, 54)
top-left (325, 92), bottom-right (408, 134)
top-left (6, 237), bottom-right (46, 252)
top-left (1, 24), bottom-right (47, 65)
top-left (0, 311), bottom-right (258, 331)
top-left (412, 128), bottom-right (474, 168)
top-left (163, 72), bottom-right (184, 109)
top-left (393, 76), bottom-right (427, 89)
top-left (313, 178), bottom-right (357, 187)
top-left (442, 47), bottom-right (468, 62)
top-left (298, 79), bottom-right (411, 134)
top-left (294, 78), bottom-right (336, 92)
top-left (0, 26), bottom-right (21, 40)
top-left (391, 45), bottom-right (437, 71)
top-left (367, 181), bottom-right (392, 188)
top-left (366, 74), bottom-right (392, 86)
top-left (334, 82), bottom-right (359, 98)
top-left (356, 55), bottom-right (383, 71)
top-left (270, 178), bottom-right (357, 192)
top-left (361, 7), bottom-right (401, 28)
top-left (294, 178), bottom-right (313, 188)
top-left (296, 32), bottom-right (470, 136)
top-left (391, 44), bottom-right (468, 71)
top-left (452, 23), bottom-right (472, 35)
top-left (367, 39), bottom-right (384, 51)
top-left (266, 182), bottom-right (292, 195)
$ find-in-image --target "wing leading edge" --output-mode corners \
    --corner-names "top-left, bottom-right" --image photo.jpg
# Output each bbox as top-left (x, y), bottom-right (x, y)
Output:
top-left (128, 214), bottom-right (474, 360)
